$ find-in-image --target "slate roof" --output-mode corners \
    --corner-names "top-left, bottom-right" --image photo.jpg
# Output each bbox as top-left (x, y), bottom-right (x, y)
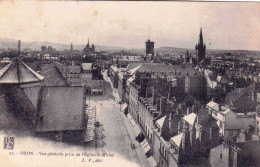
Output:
top-left (226, 91), bottom-right (255, 112)
top-left (127, 63), bottom-right (174, 75)
top-left (239, 83), bottom-right (255, 96)
top-left (36, 86), bottom-right (85, 132)
top-left (0, 60), bottom-right (44, 84)
top-left (160, 113), bottom-right (181, 141)
top-left (226, 91), bottom-right (243, 102)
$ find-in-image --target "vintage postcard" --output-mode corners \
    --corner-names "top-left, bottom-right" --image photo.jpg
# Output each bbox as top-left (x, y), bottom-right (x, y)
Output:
top-left (0, 1), bottom-right (259, 167)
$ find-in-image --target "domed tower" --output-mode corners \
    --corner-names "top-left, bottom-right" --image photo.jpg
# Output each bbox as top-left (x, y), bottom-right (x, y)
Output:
top-left (0, 40), bottom-right (44, 127)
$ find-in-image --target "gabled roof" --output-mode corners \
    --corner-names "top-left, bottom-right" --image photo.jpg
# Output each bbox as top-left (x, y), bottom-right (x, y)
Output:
top-left (226, 91), bottom-right (243, 102)
top-left (81, 63), bottom-right (92, 71)
top-left (183, 113), bottom-right (197, 126)
top-left (206, 101), bottom-right (219, 111)
top-left (156, 115), bottom-right (166, 129)
top-left (126, 65), bottom-right (142, 75)
top-left (170, 133), bottom-right (183, 147)
top-left (36, 86), bottom-right (85, 132)
top-left (126, 75), bottom-right (135, 87)
top-left (0, 60), bottom-right (44, 84)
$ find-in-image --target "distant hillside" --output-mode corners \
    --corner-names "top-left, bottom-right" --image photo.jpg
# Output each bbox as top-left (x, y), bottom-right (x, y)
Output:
top-left (0, 38), bottom-right (124, 51)
top-left (156, 47), bottom-right (260, 55)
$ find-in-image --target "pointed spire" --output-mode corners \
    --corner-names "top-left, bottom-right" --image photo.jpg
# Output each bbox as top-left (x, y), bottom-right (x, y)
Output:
top-left (70, 42), bottom-right (73, 52)
top-left (88, 37), bottom-right (89, 45)
top-left (199, 27), bottom-right (203, 44)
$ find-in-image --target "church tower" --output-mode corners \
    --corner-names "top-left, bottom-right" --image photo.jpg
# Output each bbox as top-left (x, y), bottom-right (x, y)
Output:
top-left (195, 28), bottom-right (206, 63)
top-left (145, 39), bottom-right (154, 57)
top-left (70, 42), bottom-right (73, 53)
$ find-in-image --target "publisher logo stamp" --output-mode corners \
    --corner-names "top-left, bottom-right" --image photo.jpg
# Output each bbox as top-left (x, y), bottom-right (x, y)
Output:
top-left (4, 137), bottom-right (14, 150)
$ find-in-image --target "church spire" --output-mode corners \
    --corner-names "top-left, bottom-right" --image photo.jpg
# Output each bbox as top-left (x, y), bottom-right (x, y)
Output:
top-left (195, 28), bottom-right (206, 64)
top-left (70, 42), bottom-right (73, 53)
top-left (199, 27), bottom-right (203, 44)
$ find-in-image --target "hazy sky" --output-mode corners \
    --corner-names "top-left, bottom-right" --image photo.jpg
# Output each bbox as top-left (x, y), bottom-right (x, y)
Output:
top-left (0, 1), bottom-right (259, 50)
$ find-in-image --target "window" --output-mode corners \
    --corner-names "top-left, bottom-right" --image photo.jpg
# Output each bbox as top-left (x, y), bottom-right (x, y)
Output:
top-left (257, 121), bottom-right (259, 125)
top-left (220, 153), bottom-right (222, 159)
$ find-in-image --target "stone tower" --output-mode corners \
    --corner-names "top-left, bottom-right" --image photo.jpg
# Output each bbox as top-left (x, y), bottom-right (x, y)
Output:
top-left (145, 39), bottom-right (154, 57)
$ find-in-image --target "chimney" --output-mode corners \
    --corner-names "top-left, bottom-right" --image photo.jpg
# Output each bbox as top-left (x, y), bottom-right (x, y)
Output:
top-left (178, 121), bottom-right (181, 134)
top-left (169, 113), bottom-right (172, 131)
top-left (252, 90), bottom-right (257, 103)
top-left (187, 107), bottom-right (190, 115)
top-left (219, 104), bottom-right (221, 111)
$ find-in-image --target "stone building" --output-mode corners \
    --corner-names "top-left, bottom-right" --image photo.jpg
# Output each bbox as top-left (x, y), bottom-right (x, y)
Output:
top-left (83, 38), bottom-right (95, 55)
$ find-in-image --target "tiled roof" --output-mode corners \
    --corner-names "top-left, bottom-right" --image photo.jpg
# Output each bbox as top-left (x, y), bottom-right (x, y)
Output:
top-left (41, 64), bottom-right (68, 86)
top-left (36, 86), bottom-right (85, 132)
top-left (0, 60), bottom-right (44, 84)
top-left (226, 91), bottom-right (243, 102)
top-left (137, 64), bottom-right (174, 74)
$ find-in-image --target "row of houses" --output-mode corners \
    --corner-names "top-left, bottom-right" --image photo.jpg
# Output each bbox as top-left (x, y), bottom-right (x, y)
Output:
top-left (55, 62), bottom-right (104, 95)
top-left (109, 63), bottom-right (216, 166)
top-left (110, 61), bottom-right (260, 166)
top-left (110, 63), bottom-right (207, 104)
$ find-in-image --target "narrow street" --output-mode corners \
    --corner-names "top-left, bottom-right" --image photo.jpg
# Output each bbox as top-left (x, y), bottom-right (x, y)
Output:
top-left (87, 70), bottom-right (150, 167)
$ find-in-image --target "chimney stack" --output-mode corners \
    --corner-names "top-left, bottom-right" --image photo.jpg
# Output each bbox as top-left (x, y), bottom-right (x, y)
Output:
top-left (187, 107), bottom-right (190, 115)
top-left (178, 121), bottom-right (181, 134)
top-left (169, 113), bottom-right (172, 131)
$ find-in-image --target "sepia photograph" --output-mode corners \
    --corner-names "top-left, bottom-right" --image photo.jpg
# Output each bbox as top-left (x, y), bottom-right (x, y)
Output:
top-left (0, 1), bottom-right (259, 167)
